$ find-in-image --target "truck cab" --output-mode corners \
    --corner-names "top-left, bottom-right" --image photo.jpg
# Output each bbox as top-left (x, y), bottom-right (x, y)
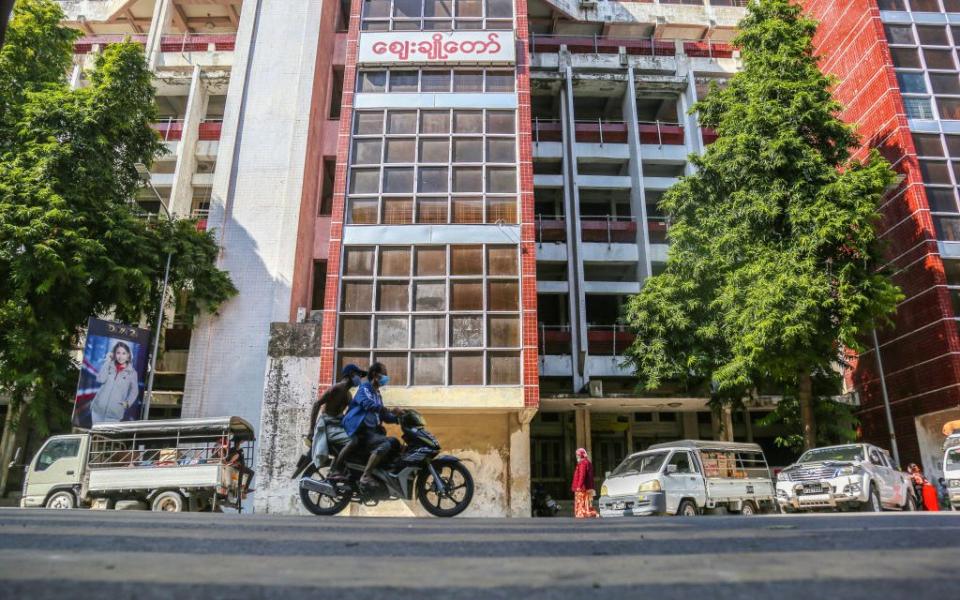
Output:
top-left (20, 434), bottom-right (90, 509)
top-left (943, 434), bottom-right (960, 511)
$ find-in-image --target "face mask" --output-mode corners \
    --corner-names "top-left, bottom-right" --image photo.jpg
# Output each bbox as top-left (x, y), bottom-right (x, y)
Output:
top-left (378, 375), bottom-right (390, 387)
top-left (351, 375), bottom-right (362, 387)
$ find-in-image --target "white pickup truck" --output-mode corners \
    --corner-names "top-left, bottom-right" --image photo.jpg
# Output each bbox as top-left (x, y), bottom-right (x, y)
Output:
top-left (776, 443), bottom-right (913, 512)
top-left (19, 417), bottom-right (254, 512)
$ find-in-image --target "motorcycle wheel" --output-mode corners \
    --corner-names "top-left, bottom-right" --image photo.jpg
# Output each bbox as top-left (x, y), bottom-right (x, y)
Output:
top-left (417, 460), bottom-right (474, 518)
top-left (299, 464), bottom-right (351, 516)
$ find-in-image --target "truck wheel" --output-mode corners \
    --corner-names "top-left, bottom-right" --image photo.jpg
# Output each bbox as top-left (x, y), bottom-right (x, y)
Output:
top-left (151, 491), bottom-right (186, 513)
top-left (739, 501), bottom-right (757, 516)
top-left (904, 493), bottom-right (917, 512)
top-left (45, 491), bottom-right (76, 509)
top-left (677, 500), bottom-right (699, 517)
top-left (860, 484), bottom-right (882, 513)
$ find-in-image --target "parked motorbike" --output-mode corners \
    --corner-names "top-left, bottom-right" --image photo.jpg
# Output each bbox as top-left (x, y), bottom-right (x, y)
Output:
top-left (292, 410), bottom-right (474, 517)
top-left (532, 483), bottom-right (560, 517)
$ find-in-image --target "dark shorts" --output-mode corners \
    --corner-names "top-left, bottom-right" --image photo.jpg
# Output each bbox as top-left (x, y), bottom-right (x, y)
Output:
top-left (357, 426), bottom-right (399, 456)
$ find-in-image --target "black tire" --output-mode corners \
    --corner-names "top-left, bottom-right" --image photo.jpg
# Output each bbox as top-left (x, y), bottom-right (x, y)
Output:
top-left (299, 464), bottom-right (351, 516)
top-left (903, 492), bottom-right (917, 512)
top-left (677, 499), bottom-right (698, 517)
top-left (417, 460), bottom-right (474, 518)
top-left (45, 490), bottom-right (76, 510)
top-left (860, 484), bottom-right (882, 513)
top-left (151, 491), bottom-right (186, 512)
top-left (739, 500), bottom-right (757, 516)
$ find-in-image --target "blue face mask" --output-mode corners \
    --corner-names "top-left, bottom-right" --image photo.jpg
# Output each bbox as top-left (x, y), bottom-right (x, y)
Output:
top-left (378, 375), bottom-right (390, 388)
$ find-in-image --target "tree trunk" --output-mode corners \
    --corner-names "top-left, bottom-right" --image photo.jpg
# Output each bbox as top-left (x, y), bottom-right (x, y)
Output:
top-left (798, 371), bottom-right (816, 450)
top-left (0, 401), bottom-right (21, 496)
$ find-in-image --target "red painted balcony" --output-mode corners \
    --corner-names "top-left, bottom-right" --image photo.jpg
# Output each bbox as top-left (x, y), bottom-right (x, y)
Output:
top-left (533, 119), bottom-right (685, 145)
top-left (539, 325), bottom-right (572, 355)
top-left (532, 119), bottom-right (562, 143)
top-left (701, 127), bottom-right (719, 145)
top-left (639, 121), bottom-right (685, 145)
top-left (586, 325), bottom-right (636, 356)
top-left (648, 217), bottom-right (669, 244)
top-left (536, 216), bottom-right (567, 242)
top-left (152, 118), bottom-right (184, 142)
top-left (160, 34), bottom-right (237, 53)
top-left (575, 120), bottom-right (628, 144)
top-left (581, 216), bottom-right (638, 243)
top-left (683, 41), bottom-right (736, 59)
top-left (529, 34), bottom-right (676, 57)
top-left (198, 120), bottom-right (223, 141)
top-left (193, 208), bottom-right (210, 232)
top-left (73, 35), bottom-right (147, 54)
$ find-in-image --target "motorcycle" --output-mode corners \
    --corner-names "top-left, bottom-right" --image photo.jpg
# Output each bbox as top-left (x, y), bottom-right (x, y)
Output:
top-left (532, 483), bottom-right (560, 517)
top-left (291, 410), bottom-right (474, 517)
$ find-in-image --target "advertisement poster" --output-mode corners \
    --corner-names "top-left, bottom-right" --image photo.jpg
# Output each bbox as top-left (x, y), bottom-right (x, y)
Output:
top-left (72, 318), bottom-right (152, 429)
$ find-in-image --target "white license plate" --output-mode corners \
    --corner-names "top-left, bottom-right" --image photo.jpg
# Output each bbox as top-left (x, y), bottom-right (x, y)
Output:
top-left (612, 501), bottom-right (625, 510)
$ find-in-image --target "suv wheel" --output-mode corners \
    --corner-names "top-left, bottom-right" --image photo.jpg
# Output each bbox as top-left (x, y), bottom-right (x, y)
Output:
top-left (860, 484), bottom-right (882, 513)
top-left (904, 493), bottom-right (917, 512)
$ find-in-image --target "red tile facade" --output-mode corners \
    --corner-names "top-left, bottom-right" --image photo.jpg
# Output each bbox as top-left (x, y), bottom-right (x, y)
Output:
top-left (801, 0), bottom-right (960, 464)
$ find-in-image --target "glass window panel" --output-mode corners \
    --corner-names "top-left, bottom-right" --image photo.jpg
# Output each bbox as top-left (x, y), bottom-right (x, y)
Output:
top-left (350, 198), bottom-right (380, 224)
top-left (904, 96), bottom-right (935, 119)
top-left (897, 72), bottom-right (928, 94)
top-left (423, 19), bottom-right (452, 30)
top-left (414, 281), bottom-right (446, 311)
top-left (457, 0), bottom-right (483, 17)
top-left (453, 138), bottom-right (483, 162)
top-left (884, 25), bottom-right (916, 45)
top-left (417, 197), bottom-right (448, 223)
top-left (342, 282), bottom-right (374, 311)
top-left (453, 70), bottom-right (484, 92)
top-left (355, 111), bottom-right (384, 135)
top-left (931, 73), bottom-right (960, 95)
top-left (388, 110), bottom-right (418, 134)
top-left (917, 25), bottom-right (950, 45)
top-left (425, 0), bottom-right (453, 17)
top-left (419, 138), bottom-right (450, 163)
top-left (375, 316), bottom-right (408, 348)
top-left (383, 197), bottom-right (413, 224)
top-left (485, 71), bottom-right (515, 92)
top-left (487, 246), bottom-right (518, 275)
top-left (390, 70), bottom-right (420, 92)
top-left (935, 216), bottom-right (960, 242)
top-left (938, 97), bottom-right (960, 120)
top-left (486, 19), bottom-right (512, 30)
top-left (358, 71), bottom-right (387, 92)
top-left (452, 167), bottom-right (483, 192)
top-left (486, 167), bottom-right (517, 193)
top-left (394, 0), bottom-right (422, 18)
top-left (488, 352), bottom-right (520, 385)
top-left (421, 70), bottom-right (451, 92)
top-left (914, 133), bottom-right (945, 156)
top-left (924, 48), bottom-right (956, 70)
top-left (877, 0), bottom-right (906, 8)
top-left (451, 280), bottom-right (483, 310)
top-left (451, 245), bottom-right (483, 274)
top-left (952, 161), bottom-right (960, 182)
top-left (487, 0), bottom-right (514, 18)
top-left (350, 168), bottom-right (380, 194)
top-left (488, 315), bottom-right (520, 347)
top-left (926, 186), bottom-right (958, 212)
top-left (420, 110), bottom-right (450, 133)
top-left (352, 139), bottom-right (382, 164)
top-left (412, 353), bottom-right (445, 385)
top-left (363, 0), bottom-right (391, 18)
top-left (450, 353), bottom-right (483, 384)
top-left (418, 167), bottom-right (450, 193)
top-left (373, 353), bottom-right (408, 386)
top-left (891, 48), bottom-right (921, 68)
top-left (385, 139), bottom-right (416, 163)
top-left (488, 280), bottom-right (519, 311)
top-left (413, 317), bottom-right (445, 348)
top-left (947, 258), bottom-right (960, 283)
top-left (486, 111), bottom-right (515, 134)
top-left (921, 160), bottom-right (953, 184)
top-left (486, 197), bottom-right (517, 223)
top-left (344, 248), bottom-right (375, 276)
top-left (946, 135), bottom-right (960, 156)
top-left (486, 138), bottom-right (515, 162)
top-left (415, 247), bottom-right (446, 275)
top-left (946, 0), bottom-right (960, 11)
top-left (393, 20), bottom-right (421, 30)
top-left (455, 19), bottom-right (483, 30)
top-left (361, 20), bottom-right (389, 31)
top-left (453, 110), bottom-right (483, 133)
top-left (379, 247), bottom-right (411, 276)
top-left (339, 352), bottom-right (371, 376)
top-left (383, 167), bottom-right (414, 193)
top-left (377, 281), bottom-right (410, 311)
top-left (910, 0), bottom-right (941, 11)
top-left (453, 197), bottom-right (484, 223)
top-left (451, 316), bottom-right (483, 346)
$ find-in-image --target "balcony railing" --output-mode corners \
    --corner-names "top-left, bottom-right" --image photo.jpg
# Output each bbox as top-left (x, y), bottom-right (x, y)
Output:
top-left (159, 33), bottom-right (237, 53)
top-left (683, 41), bottom-right (736, 59)
top-left (586, 324), bottom-right (636, 356)
top-left (581, 216), bottom-right (637, 244)
top-left (198, 119), bottom-right (223, 141)
top-left (536, 214), bottom-right (567, 243)
top-left (73, 35), bottom-right (147, 54)
top-left (192, 208), bottom-right (210, 232)
top-left (574, 120), bottom-right (628, 144)
top-left (532, 118), bottom-right (685, 146)
top-left (529, 34), bottom-right (676, 57)
top-left (639, 121), bottom-right (685, 146)
top-left (539, 324), bottom-right (572, 355)
top-left (648, 216), bottom-right (669, 244)
top-left (152, 118), bottom-right (184, 142)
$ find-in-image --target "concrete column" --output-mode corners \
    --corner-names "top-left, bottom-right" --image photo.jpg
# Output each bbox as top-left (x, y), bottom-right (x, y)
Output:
top-left (68, 64), bottom-right (82, 90)
top-left (743, 409), bottom-right (754, 443)
top-left (722, 406), bottom-right (735, 442)
top-left (574, 408), bottom-right (592, 454)
top-left (623, 68), bottom-right (652, 281)
top-left (560, 67), bottom-right (588, 392)
top-left (254, 322), bottom-right (323, 515)
top-left (508, 410), bottom-right (535, 517)
top-left (169, 65), bottom-right (208, 217)
top-left (682, 411), bottom-right (699, 439)
top-left (681, 70), bottom-right (703, 176)
top-left (145, 0), bottom-right (174, 70)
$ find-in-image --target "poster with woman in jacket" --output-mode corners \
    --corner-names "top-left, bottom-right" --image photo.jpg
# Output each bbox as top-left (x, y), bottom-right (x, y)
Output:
top-left (72, 318), bottom-right (151, 428)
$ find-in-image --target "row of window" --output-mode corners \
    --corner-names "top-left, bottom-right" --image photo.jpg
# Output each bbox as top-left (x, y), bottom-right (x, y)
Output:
top-left (352, 136), bottom-right (516, 166)
top-left (350, 165), bottom-right (517, 195)
top-left (342, 245), bottom-right (518, 277)
top-left (349, 196), bottom-right (517, 224)
top-left (354, 109), bottom-right (515, 136)
top-left (879, 0), bottom-right (960, 11)
top-left (337, 350), bottom-right (521, 385)
top-left (889, 25), bottom-right (960, 119)
top-left (340, 313), bottom-right (520, 348)
top-left (362, 0), bottom-right (513, 31)
top-left (357, 69), bottom-right (515, 94)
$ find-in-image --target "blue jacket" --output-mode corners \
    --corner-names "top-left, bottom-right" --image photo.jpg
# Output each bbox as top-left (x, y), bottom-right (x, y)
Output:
top-left (342, 382), bottom-right (396, 436)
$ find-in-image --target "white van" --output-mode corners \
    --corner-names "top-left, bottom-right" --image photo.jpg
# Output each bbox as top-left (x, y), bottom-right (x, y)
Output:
top-left (598, 440), bottom-right (776, 517)
top-left (944, 433), bottom-right (960, 511)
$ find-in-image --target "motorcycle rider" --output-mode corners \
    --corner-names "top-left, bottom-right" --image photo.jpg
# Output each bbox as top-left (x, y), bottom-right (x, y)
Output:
top-left (308, 364), bottom-right (366, 474)
top-left (341, 362), bottom-right (402, 488)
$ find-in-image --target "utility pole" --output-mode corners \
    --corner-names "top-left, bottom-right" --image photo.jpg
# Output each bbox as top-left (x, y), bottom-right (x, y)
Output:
top-left (871, 328), bottom-right (900, 468)
top-left (0, 0), bottom-right (14, 49)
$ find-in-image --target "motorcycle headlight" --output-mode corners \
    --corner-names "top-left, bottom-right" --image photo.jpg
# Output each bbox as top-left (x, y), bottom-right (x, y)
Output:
top-left (638, 480), bottom-right (661, 493)
top-left (600, 484), bottom-right (608, 497)
top-left (777, 471), bottom-right (790, 481)
top-left (950, 479), bottom-right (960, 488)
top-left (838, 466), bottom-right (862, 476)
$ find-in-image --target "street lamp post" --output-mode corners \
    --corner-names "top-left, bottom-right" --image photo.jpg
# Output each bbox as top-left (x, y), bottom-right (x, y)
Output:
top-left (143, 251), bottom-right (172, 420)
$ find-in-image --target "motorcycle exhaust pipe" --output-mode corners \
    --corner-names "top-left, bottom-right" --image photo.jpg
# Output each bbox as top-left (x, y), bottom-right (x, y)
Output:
top-left (299, 477), bottom-right (336, 497)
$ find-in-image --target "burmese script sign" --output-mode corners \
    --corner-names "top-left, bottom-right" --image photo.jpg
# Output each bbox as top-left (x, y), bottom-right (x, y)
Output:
top-left (357, 31), bottom-right (515, 65)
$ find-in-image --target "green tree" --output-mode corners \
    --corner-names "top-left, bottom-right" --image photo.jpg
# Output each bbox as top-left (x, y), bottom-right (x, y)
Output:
top-left (623, 0), bottom-right (901, 449)
top-left (0, 0), bottom-right (236, 488)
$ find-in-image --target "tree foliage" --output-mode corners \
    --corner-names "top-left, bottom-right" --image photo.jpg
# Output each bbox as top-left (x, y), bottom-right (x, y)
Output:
top-left (0, 0), bottom-right (236, 432)
top-left (623, 0), bottom-right (901, 444)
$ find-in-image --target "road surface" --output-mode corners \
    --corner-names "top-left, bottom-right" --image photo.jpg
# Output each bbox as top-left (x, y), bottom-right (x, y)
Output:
top-left (0, 509), bottom-right (957, 599)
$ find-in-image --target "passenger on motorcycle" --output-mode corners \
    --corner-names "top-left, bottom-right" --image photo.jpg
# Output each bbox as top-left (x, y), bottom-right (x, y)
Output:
top-left (308, 364), bottom-right (366, 473)
top-left (341, 362), bottom-right (403, 488)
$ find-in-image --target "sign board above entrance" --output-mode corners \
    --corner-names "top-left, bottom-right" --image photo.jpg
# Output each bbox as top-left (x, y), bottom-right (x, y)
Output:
top-left (357, 31), bottom-right (515, 66)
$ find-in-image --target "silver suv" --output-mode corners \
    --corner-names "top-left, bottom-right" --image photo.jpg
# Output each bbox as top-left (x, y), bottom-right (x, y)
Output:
top-left (776, 443), bottom-right (913, 512)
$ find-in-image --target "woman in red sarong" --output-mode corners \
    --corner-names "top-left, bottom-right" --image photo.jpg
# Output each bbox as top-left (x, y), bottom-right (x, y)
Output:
top-left (908, 463), bottom-right (940, 511)
top-left (572, 448), bottom-right (598, 519)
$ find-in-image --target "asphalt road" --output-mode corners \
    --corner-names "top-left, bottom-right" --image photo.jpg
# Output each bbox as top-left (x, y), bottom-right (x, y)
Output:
top-left (0, 509), bottom-right (957, 599)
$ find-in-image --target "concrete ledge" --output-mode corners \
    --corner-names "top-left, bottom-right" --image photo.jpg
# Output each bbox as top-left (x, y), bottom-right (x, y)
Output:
top-left (382, 386), bottom-right (525, 410)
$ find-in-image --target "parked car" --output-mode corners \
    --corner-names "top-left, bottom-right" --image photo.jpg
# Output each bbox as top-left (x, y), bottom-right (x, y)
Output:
top-left (18, 417), bottom-right (254, 512)
top-left (598, 440), bottom-right (777, 517)
top-left (776, 443), bottom-right (913, 512)
top-left (942, 433), bottom-right (960, 511)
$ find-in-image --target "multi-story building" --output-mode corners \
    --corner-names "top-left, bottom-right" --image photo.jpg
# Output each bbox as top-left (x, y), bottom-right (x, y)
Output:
top-left (54, 1), bottom-right (820, 516)
top-left (799, 0), bottom-right (960, 481)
